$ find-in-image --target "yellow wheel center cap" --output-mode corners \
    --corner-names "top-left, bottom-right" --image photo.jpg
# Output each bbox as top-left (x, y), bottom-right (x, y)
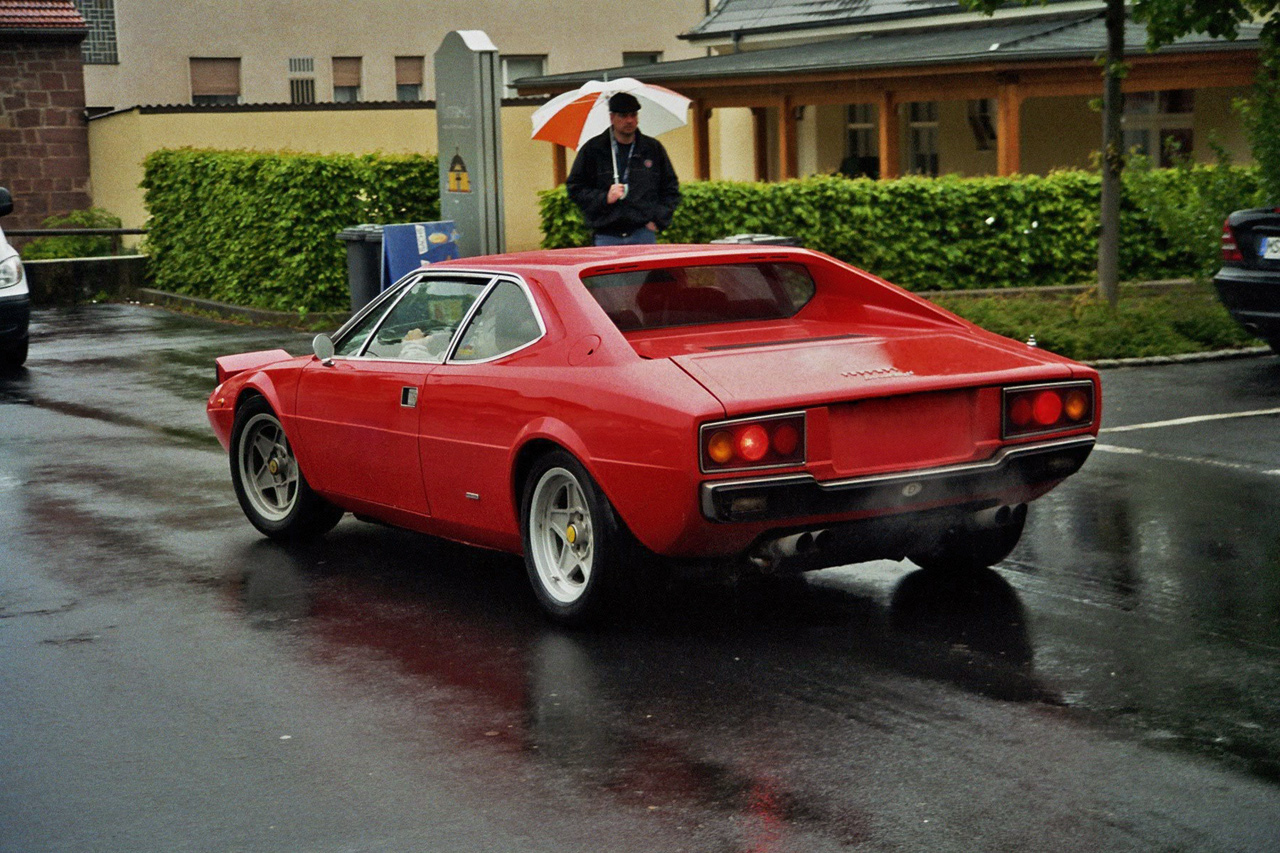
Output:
top-left (268, 459), bottom-right (280, 475)
top-left (566, 524), bottom-right (578, 545)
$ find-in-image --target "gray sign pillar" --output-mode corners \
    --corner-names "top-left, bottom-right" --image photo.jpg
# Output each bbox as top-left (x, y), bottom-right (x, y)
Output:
top-left (434, 30), bottom-right (505, 257)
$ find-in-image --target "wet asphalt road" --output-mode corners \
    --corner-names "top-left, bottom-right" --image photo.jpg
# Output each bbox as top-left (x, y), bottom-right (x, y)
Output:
top-left (2, 304), bottom-right (1280, 852)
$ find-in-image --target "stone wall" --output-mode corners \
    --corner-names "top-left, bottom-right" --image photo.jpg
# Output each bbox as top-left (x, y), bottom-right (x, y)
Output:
top-left (0, 36), bottom-right (91, 231)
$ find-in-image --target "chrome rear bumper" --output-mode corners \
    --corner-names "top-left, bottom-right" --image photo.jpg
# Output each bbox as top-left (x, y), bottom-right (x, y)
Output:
top-left (700, 436), bottom-right (1095, 522)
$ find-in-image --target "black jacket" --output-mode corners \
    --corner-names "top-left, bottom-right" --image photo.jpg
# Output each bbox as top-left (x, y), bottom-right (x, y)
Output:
top-left (566, 130), bottom-right (680, 235)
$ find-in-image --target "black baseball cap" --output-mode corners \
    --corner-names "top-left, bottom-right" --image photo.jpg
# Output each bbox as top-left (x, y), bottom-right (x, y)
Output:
top-left (608, 92), bottom-right (641, 113)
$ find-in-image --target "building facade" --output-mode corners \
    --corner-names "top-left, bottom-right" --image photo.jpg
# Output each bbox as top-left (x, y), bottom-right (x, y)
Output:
top-left (71, 0), bottom-right (710, 111)
top-left (0, 0), bottom-right (91, 230)
top-left (520, 0), bottom-right (1261, 184)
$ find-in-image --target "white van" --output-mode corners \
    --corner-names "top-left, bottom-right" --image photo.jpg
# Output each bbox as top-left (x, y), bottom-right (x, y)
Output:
top-left (0, 187), bottom-right (30, 370)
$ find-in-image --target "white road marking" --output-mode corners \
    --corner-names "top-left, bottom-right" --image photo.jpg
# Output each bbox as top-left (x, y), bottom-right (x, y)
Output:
top-left (1095, 444), bottom-right (1280, 475)
top-left (1101, 407), bottom-right (1280, 433)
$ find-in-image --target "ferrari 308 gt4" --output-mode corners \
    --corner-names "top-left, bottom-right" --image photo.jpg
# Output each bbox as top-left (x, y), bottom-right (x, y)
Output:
top-left (208, 245), bottom-right (1100, 623)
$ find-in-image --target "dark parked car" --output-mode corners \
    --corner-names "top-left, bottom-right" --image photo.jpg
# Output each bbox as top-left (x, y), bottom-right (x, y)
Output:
top-left (0, 187), bottom-right (30, 370)
top-left (1215, 207), bottom-right (1280, 355)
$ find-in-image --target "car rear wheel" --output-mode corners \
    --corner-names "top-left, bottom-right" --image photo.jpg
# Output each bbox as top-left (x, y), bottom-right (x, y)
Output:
top-left (521, 450), bottom-right (623, 624)
top-left (909, 505), bottom-right (1027, 574)
top-left (230, 396), bottom-right (343, 541)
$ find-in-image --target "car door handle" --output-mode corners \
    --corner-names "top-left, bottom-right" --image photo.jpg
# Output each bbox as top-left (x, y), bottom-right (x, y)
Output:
top-left (401, 386), bottom-right (418, 407)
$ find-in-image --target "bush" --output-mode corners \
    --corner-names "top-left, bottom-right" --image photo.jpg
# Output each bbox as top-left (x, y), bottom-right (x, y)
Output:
top-left (142, 149), bottom-right (439, 312)
top-left (540, 166), bottom-right (1262, 290)
top-left (19, 208), bottom-right (124, 260)
top-left (931, 284), bottom-right (1260, 361)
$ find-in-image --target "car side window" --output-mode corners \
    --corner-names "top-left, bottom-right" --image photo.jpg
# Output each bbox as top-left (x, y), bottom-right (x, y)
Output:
top-left (451, 280), bottom-right (542, 362)
top-left (351, 276), bottom-right (488, 362)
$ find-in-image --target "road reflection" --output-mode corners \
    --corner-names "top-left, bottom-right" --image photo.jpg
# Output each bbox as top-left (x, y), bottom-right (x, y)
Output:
top-left (227, 525), bottom-right (1051, 848)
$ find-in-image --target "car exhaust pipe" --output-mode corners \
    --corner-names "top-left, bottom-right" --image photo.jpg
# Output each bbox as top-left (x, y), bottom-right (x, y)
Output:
top-left (750, 529), bottom-right (827, 571)
top-left (969, 504), bottom-right (1024, 530)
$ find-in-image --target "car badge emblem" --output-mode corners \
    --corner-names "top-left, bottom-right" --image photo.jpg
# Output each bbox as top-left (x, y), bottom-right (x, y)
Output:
top-left (841, 367), bottom-right (915, 380)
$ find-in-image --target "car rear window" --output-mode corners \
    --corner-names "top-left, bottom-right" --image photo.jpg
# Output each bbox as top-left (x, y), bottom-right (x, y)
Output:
top-left (582, 262), bottom-right (816, 331)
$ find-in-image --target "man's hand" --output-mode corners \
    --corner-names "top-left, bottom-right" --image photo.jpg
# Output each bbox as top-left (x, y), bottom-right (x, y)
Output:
top-left (607, 183), bottom-right (627, 204)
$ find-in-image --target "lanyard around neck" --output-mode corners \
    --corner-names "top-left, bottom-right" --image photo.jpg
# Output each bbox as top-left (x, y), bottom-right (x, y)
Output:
top-left (610, 133), bottom-right (634, 184)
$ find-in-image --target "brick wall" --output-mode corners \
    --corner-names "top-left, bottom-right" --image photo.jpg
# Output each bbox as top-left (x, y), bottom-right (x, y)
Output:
top-left (0, 37), bottom-right (91, 231)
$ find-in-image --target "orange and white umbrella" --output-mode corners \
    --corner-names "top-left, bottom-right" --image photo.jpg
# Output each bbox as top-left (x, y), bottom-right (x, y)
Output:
top-left (530, 77), bottom-right (691, 151)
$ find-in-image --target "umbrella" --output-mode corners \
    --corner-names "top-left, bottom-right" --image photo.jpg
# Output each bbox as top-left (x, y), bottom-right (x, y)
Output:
top-left (530, 77), bottom-right (691, 151)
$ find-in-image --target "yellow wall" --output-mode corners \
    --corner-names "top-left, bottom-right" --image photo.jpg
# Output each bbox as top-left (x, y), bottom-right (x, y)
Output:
top-left (87, 103), bottom-right (700, 253)
top-left (1194, 86), bottom-right (1252, 163)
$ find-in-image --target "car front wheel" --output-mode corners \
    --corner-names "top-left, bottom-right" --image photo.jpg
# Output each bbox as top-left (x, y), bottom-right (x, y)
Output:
top-left (521, 450), bottom-right (623, 624)
top-left (230, 396), bottom-right (343, 541)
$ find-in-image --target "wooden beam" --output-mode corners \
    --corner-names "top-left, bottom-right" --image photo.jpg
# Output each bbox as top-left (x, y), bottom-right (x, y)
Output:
top-left (751, 107), bottom-right (769, 181)
top-left (552, 144), bottom-right (567, 186)
top-left (878, 91), bottom-right (899, 180)
top-left (779, 96), bottom-right (798, 179)
top-left (661, 50), bottom-right (1259, 111)
top-left (691, 99), bottom-right (711, 180)
top-left (997, 83), bottom-right (1022, 176)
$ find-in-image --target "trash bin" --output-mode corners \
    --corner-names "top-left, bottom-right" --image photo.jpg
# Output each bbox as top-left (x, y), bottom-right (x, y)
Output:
top-left (711, 233), bottom-right (802, 246)
top-left (335, 224), bottom-right (384, 311)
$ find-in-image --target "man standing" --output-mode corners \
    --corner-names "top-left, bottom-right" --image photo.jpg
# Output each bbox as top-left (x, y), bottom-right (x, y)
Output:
top-left (566, 91), bottom-right (681, 246)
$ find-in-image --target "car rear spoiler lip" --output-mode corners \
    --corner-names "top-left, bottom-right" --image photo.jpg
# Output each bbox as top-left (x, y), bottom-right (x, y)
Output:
top-left (214, 348), bottom-right (293, 385)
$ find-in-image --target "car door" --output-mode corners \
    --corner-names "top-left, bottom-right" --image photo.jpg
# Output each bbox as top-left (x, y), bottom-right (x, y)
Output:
top-left (416, 277), bottom-right (547, 549)
top-left (294, 273), bottom-right (492, 520)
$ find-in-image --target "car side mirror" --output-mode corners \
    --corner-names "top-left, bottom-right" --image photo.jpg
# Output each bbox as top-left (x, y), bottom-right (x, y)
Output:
top-left (0, 188), bottom-right (12, 218)
top-left (312, 333), bottom-right (335, 365)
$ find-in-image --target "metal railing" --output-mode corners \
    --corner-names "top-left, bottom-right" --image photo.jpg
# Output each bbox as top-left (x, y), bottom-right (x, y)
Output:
top-left (6, 227), bottom-right (147, 256)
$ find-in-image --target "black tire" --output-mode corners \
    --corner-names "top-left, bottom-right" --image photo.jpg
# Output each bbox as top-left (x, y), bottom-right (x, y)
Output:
top-left (520, 450), bottom-right (625, 625)
top-left (229, 396), bottom-right (344, 541)
top-left (0, 337), bottom-right (27, 372)
top-left (909, 505), bottom-right (1027, 574)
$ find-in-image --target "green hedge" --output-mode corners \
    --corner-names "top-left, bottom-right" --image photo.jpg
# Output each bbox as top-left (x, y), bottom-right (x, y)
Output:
top-left (142, 149), bottom-right (439, 312)
top-left (540, 165), bottom-right (1265, 291)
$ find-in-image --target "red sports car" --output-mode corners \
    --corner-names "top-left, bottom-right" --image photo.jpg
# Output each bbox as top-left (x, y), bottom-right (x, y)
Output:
top-left (208, 245), bottom-right (1099, 623)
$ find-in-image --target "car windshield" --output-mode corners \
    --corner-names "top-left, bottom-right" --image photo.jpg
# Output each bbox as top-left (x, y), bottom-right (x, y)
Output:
top-left (581, 262), bottom-right (816, 331)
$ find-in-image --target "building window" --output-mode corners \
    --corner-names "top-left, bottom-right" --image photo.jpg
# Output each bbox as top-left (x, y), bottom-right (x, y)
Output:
top-left (841, 103), bottom-right (879, 178)
top-left (1123, 90), bottom-right (1194, 166)
top-left (907, 101), bottom-right (939, 176)
top-left (289, 57), bottom-right (315, 104)
top-left (501, 54), bottom-right (546, 98)
top-left (968, 99), bottom-right (997, 151)
top-left (623, 52), bottom-right (662, 66)
top-left (73, 0), bottom-right (118, 64)
top-left (396, 56), bottom-right (424, 102)
top-left (332, 56), bottom-right (362, 102)
top-left (189, 58), bottom-right (241, 105)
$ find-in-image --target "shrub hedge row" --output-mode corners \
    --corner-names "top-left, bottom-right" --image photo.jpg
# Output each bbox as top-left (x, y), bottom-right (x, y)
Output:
top-left (142, 149), bottom-right (440, 312)
top-left (542, 164), bottom-right (1265, 291)
top-left (140, 148), bottom-right (1263, 313)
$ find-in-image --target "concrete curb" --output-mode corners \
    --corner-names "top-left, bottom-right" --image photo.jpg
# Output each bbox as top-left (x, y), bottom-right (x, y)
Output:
top-left (1085, 346), bottom-right (1272, 369)
top-left (136, 288), bottom-right (349, 330)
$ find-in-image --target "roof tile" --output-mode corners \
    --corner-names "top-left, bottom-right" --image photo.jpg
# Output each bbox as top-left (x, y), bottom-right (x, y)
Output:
top-left (0, 1), bottom-right (88, 30)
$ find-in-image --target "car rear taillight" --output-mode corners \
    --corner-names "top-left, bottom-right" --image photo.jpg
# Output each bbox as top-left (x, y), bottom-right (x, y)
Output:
top-left (1003, 382), bottom-right (1094, 439)
top-left (701, 412), bottom-right (806, 473)
top-left (1221, 219), bottom-right (1243, 262)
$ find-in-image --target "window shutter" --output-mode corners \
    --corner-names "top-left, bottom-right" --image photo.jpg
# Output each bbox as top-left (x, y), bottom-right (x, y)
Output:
top-left (395, 56), bottom-right (423, 86)
top-left (190, 58), bottom-right (240, 97)
top-left (332, 57), bottom-right (362, 88)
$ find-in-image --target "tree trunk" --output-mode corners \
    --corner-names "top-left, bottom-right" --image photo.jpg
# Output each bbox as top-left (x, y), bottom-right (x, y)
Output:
top-left (1097, 0), bottom-right (1125, 307)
